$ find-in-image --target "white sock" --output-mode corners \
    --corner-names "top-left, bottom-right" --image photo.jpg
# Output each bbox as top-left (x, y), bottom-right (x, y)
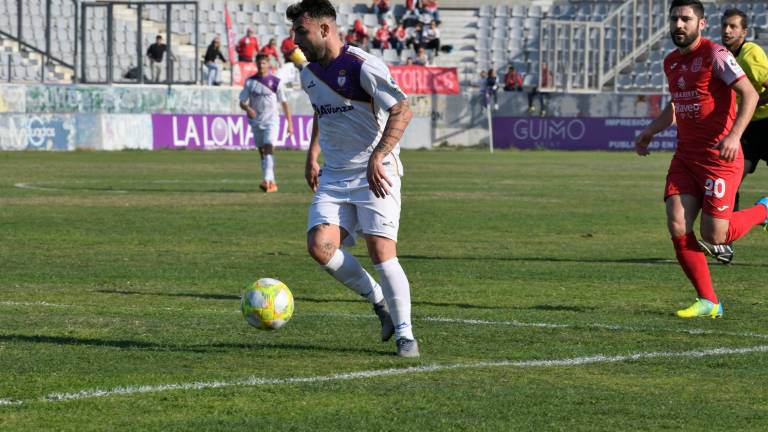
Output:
top-left (260, 158), bottom-right (267, 180)
top-left (264, 154), bottom-right (275, 182)
top-left (374, 257), bottom-right (413, 340)
top-left (324, 249), bottom-right (384, 304)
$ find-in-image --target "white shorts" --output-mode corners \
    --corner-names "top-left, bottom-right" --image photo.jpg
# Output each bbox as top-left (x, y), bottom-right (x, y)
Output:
top-left (307, 176), bottom-right (402, 246)
top-left (251, 122), bottom-right (279, 147)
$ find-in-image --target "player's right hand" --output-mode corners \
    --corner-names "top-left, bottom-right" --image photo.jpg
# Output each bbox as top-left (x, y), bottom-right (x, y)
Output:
top-left (246, 108), bottom-right (257, 120)
top-left (305, 158), bottom-right (320, 192)
top-left (634, 130), bottom-right (653, 156)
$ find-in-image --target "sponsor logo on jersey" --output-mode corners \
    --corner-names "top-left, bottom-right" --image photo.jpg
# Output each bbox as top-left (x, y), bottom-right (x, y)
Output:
top-left (312, 103), bottom-right (355, 118)
top-left (692, 57), bottom-right (703, 72)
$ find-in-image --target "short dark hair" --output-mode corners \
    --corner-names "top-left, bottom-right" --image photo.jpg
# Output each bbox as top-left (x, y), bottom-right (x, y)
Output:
top-left (722, 8), bottom-right (748, 29)
top-left (669, 0), bottom-right (705, 19)
top-left (255, 53), bottom-right (269, 63)
top-left (286, 0), bottom-right (337, 22)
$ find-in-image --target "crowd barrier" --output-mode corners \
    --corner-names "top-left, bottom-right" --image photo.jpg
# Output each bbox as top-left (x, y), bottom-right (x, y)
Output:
top-left (0, 83), bottom-right (669, 151)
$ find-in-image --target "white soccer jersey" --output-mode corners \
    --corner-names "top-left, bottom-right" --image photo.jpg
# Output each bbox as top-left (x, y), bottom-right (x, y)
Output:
top-left (301, 45), bottom-right (408, 181)
top-left (239, 73), bottom-right (287, 128)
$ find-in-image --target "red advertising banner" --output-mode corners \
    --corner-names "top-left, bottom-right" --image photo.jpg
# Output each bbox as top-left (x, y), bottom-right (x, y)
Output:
top-left (389, 66), bottom-right (460, 95)
top-left (224, 6), bottom-right (256, 87)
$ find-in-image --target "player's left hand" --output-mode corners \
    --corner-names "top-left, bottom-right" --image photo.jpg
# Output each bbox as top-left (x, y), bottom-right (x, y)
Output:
top-left (366, 153), bottom-right (393, 199)
top-left (716, 134), bottom-right (740, 162)
top-left (287, 123), bottom-right (294, 137)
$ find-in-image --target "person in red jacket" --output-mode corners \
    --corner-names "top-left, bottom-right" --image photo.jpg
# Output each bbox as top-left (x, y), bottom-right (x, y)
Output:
top-left (236, 28), bottom-right (259, 62)
top-left (260, 38), bottom-right (281, 67)
top-left (372, 22), bottom-right (390, 52)
top-left (281, 30), bottom-right (307, 69)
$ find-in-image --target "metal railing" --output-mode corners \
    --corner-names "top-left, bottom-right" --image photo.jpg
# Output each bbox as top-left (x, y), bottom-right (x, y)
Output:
top-left (79, 1), bottom-right (200, 85)
top-left (0, 0), bottom-right (201, 85)
top-left (0, 0), bottom-right (77, 83)
top-left (539, 0), bottom-right (670, 93)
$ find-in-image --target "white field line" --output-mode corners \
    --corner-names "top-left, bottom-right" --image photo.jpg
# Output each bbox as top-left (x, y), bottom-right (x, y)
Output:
top-left (0, 300), bottom-right (67, 307)
top-left (0, 399), bottom-right (23, 406)
top-left (0, 344), bottom-right (760, 406)
top-left (4, 301), bottom-right (768, 341)
top-left (13, 182), bottom-right (128, 193)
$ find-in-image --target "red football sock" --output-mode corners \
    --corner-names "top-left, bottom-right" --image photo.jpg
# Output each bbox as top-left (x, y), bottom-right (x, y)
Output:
top-left (724, 205), bottom-right (768, 243)
top-left (671, 233), bottom-right (717, 304)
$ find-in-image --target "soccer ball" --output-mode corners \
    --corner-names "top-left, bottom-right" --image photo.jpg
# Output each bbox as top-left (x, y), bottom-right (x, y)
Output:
top-left (241, 278), bottom-right (294, 330)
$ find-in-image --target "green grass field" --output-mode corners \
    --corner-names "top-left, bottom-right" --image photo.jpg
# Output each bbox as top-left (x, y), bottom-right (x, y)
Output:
top-left (1, 149), bottom-right (767, 431)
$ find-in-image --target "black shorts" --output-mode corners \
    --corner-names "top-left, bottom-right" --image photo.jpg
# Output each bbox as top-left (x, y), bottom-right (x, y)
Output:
top-left (742, 117), bottom-right (768, 174)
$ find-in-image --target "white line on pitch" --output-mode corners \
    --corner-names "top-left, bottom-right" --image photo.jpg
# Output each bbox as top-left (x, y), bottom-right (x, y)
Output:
top-left (0, 399), bottom-right (23, 406)
top-left (4, 302), bottom-right (768, 341)
top-left (417, 315), bottom-right (768, 340)
top-left (0, 301), bottom-right (67, 307)
top-left (0, 344), bottom-right (758, 405)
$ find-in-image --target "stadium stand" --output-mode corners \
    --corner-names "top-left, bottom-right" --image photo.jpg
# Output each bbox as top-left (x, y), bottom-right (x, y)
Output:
top-left (1, 0), bottom-right (767, 93)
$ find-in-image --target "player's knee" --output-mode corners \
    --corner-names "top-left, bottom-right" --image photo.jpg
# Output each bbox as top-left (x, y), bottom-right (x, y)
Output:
top-left (666, 219), bottom-right (688, 237)
top-left (307, 237), bottom-right (337, 265)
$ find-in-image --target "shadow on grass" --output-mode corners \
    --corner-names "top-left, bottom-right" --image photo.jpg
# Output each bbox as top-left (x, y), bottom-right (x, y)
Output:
top-left (529, 304), bottom-right (596, 313)
top-left (0, 334), bottom-right (389, 355)
top-left (95, 290), bottom-right (507, 310)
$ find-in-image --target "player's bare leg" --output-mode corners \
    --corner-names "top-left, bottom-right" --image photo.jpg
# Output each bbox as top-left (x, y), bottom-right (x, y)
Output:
top-left (666, 194), bottom-right (722, 318)
top-left (307, 224), bottom-right (393, 341)
top-left (365, 235), bottom-right (418, 357)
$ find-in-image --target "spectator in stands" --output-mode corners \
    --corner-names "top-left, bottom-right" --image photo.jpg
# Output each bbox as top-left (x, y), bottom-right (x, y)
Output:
top-left (406, 21), bottom-right (424, 51)
top-left (260, 38), bottom-right (281, 67)
top-left (528, 62), bottom-right (552, 116)
top-left (391, 23), bottom-right (407, 57)
top-left (351, 19), bottom-right (370, 50)
top-left (146, 35), bottom-right (175, 83)
top-left (477, 69), bottom-right (487, 89)
top-left (281, 30), bottom-right (307, 70)
top-left (236, 28), bottom-right (259, 62)
top-left (421, 20), bottom-right (440, 56)
top-left (372, 22), bottom-right (391, 52)
top-left (371, 0), bottom-right (392, 22)
top-left (484, 68), bottom-right (499, 110)
top-left (420, 0), bottom-right (440, 25)
top-left (203, 35), bottom-right (226, 86)
top-left (405, 57), bottom-right (414, 65)
top-left (412, 46), bottom-right (430, 66)
top-left (503, 66), bottom-right (523, 91)
top-left (401, 1), bottom-right (421, 28)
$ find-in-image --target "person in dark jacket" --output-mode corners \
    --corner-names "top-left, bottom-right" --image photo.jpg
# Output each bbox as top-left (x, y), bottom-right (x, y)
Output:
top-left (204, 36), bottom-right (227, 86)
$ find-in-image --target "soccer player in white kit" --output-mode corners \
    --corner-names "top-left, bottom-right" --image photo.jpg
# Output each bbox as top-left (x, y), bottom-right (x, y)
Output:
top-left (286, 0), bottom-right (419, 357)
top-left (239, 54), bottom-right (294, 193)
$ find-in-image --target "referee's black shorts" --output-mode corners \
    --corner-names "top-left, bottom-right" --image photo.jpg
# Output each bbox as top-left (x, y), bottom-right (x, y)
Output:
top-left (742, 117), bottom-right (768, 174)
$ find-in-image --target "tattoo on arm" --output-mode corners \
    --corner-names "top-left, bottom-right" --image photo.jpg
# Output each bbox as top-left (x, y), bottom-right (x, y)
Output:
top-left (373, 100), bottom-right (413, 156)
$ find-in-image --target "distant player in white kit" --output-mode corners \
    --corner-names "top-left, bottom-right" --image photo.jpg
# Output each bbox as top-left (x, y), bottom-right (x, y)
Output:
top-left (239, 53), bottom-right (294, 193)
top-left (286, 0), bottom-right (419, 357)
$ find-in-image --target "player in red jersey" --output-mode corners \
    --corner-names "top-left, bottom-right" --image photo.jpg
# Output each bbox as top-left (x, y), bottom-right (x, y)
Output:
top-left (635, 0), bottom-right (767, 318)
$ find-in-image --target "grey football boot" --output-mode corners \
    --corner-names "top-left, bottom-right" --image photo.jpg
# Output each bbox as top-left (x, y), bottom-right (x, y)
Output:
top-left (396, 337), bottom-right (420, 358)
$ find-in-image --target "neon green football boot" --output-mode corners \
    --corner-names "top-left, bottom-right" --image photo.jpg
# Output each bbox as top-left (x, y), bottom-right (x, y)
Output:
top-left (676, 298), bottom-right (723, 319)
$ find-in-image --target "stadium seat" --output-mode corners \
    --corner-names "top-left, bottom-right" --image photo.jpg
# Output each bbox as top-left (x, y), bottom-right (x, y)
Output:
top-left (495, 5), bottom-right (509, 17)
top-left (478, 5), bottom-right (493, 17)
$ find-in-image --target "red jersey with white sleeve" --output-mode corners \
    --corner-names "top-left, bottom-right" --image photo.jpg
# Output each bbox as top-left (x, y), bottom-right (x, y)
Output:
top-left (664, 38), bottom-right (746, 161)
